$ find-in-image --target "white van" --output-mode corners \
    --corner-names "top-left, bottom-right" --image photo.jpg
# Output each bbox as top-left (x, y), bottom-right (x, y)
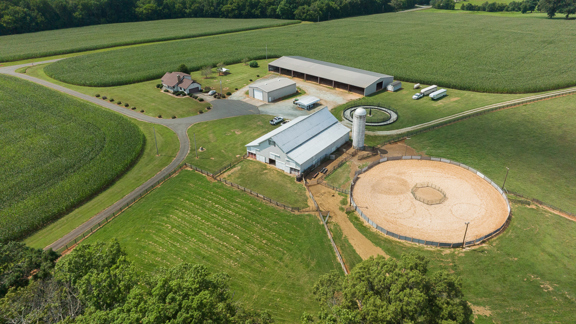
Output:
top-left (429, 89), bottom-right (447, 100)
top-left (420, 85), bottom-right (438, 96)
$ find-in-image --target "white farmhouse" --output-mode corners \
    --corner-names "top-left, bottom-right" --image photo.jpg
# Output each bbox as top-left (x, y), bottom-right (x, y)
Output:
top-left (161, 72), bottom-right (201, 94)
top-left (246, 108), bottom-right (350, 175)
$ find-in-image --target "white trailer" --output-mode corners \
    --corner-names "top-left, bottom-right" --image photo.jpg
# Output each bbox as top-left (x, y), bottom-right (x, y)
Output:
top-left (429, 89), bottom-right (447, 100)
top-left (420, 85), bottom-right (438, 95)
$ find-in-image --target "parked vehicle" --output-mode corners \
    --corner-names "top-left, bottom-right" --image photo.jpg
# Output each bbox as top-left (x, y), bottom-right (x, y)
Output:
top-left (420, 85), bottom-right (438, 96)
top-left (429, 89), bottom-right (447, 100)
top-left (208, 90), bottom-right (216, 96)
top-left (270, 116), bottom-right (284, 125)
top-left (412, 92), bottom-right (424, 100)
top-left (414, 83), bottom-right (421, 89)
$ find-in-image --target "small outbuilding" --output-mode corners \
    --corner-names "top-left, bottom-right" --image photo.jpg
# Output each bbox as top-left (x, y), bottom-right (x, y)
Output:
top-left (249, 78), bottom-right (297, 102)
top-left (246, 107), bottom-right (350, 175)
top-left (161, 72), bottom-right (201, 94)
top-left (295, 96), bottom-right (320, 110)
top-left (387, 81), bottom-right (402, 92)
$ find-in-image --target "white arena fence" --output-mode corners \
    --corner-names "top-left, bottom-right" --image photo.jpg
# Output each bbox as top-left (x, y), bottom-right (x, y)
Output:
top-left (349, 155), bottom-right (512, 248)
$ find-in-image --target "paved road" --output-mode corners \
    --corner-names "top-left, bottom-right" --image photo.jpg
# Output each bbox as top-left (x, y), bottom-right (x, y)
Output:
top-left (341, 87), bottom-right (576, 136)
top-left (0, 61), bottom-right (260, 251)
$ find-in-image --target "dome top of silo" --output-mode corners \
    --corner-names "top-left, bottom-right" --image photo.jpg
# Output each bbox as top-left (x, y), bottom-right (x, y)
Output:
top-left (355, 108), bottom-right (367, 116)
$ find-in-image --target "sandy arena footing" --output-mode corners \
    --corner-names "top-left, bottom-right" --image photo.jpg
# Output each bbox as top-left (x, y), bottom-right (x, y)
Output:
top-left (352, 160), bottom-right (509, 243)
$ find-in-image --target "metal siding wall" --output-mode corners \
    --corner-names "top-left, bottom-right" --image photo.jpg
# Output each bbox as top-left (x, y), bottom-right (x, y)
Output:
top-left (269, 84), bottom-right (297, 101)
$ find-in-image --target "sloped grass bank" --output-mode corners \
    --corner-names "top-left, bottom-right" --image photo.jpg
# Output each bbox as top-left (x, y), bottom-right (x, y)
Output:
top-left (0, 75), bottom-right (144, 243)
top-left (83, 170), bottom-right (341, 323)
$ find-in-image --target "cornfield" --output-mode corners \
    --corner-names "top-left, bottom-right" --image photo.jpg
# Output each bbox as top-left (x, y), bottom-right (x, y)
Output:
top-left (46, 12), bottom-right (576, 93)
top-left (0, 18), bottom-right (299, 62)
top-left (0, 75), bottom-right (144, 243)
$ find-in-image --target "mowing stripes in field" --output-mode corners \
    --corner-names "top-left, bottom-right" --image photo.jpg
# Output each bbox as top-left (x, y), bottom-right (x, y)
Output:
top-left (46, 12), bottom-right (576, 93)
top-left (0, 75), bottom-right (144, 243)
top-left (0, 18), bottom-right (299, 62)
top-left (83, 170), bottom-right (341, 323)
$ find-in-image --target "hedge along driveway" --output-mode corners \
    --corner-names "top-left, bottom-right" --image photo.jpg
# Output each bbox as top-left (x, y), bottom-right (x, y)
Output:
top-left (46, 12), bottom-right (576, 93)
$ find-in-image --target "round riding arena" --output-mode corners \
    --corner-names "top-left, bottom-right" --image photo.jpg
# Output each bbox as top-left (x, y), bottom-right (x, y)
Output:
top-left (351, 158), bottom-right (510, 245)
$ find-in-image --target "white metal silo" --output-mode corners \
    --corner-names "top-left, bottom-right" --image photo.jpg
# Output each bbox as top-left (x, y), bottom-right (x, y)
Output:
top-left (352, 107), bottom-right (366, 149)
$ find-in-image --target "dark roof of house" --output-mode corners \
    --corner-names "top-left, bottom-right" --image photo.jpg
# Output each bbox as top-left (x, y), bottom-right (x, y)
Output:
top-left (161, 72), bottom-right (197, 88)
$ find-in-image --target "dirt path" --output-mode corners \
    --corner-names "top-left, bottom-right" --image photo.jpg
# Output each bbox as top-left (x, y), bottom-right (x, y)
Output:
top-left (309, 185), bottom-right (388, 260)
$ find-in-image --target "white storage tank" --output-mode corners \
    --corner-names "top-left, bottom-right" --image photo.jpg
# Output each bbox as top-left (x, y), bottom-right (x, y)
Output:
top-left (352, 108), bottom-right (366, 149)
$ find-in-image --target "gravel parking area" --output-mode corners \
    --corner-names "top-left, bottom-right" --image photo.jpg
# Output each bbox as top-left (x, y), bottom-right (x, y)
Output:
top-left (229, 75), bottom-right (361, 119)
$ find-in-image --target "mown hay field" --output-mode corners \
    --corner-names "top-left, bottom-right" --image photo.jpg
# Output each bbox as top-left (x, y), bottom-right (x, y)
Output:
top-left (0, 75), bottom-right (144, 243)
top-left (83, 170), bottom-right (341, 323)
top-left (408, 94), bottom-right (576, 214)
top-left (0, 18), bottom-right (299, 62)
top-left (46, 12), bottom-right (576, 93)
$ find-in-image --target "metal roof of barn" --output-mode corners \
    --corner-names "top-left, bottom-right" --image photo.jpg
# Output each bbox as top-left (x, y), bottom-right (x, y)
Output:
top-left (246, 108), bottom-right (350, 165)
top-left (269, 56), bottom-right (392, 88)
top-left (390, 81), bottom-right (401, 86)
top-left (249, 77), bottom-right (296, 92)
top-left (296, 95), bottom-right (320, 107)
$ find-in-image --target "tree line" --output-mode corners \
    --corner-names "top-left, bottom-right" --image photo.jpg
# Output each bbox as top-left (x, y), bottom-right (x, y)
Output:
top-left (434, 0), bottom-right (575, 17)
top-left (0, 241), bottom-right (473, 323)
top-left (0, 0), bottom-right (426, 36)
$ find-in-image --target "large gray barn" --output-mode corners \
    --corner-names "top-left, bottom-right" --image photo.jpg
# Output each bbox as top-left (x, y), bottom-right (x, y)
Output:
top-left (249, 77), bottom-right (296, 102)
top-left (246, 107), bottom-right (349, 175)
top-left (268, 56), bottom-right (394, 96)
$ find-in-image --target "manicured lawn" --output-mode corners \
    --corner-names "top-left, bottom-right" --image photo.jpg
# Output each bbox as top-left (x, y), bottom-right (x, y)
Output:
top-left (190, 59), bottom-right (270, 94)
top-left (0, 75), bottom-right (143, 243)
top-left (185, 114), bottom-right (277, 173)
top-left (223, 160), bottom-right (309, 209)
top-left (25, 121), bottom-right (179, 249)
top-left (45, 12), bottom-right (576, 92)
top-left (324, 161), bottom-right (352, 190)
top-left (346, 202), bottom-right (576, 323)
top-left (83, 170), bottom-right (341, 323)
top-left (0, 18), bottom-right (299, 62)
top-left (408, 95), bottom-right (576, 214)
top-left (332, 81), bottom-right (525, 131)
top-left (22, 64), bottom-right (210, 118)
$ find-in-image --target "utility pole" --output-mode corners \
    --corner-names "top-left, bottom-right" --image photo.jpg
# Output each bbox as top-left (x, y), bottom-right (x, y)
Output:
top-left (462, 222), bottom-right (470, 249)
top-left (266, 44), bottom-right (268, 61)
top-left (194, 133), bottom-right (198, 159)
top-left (403, 137), bottom-right (411, 156)
top-left (502, 167), bottom-right (510, 190)
top-left (152, 126), bottom-right (159, 155)
top-left (318, 15), bottom-right (320, 23)
top-left (219, 77), bottom-right (223, 95)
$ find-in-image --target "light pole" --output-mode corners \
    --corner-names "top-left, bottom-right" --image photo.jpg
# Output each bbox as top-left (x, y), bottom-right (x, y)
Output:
top-left (462, 222), bottom-right (470, 249)
top-left (152, 126), bottom-right (159, 156)
top-left (502, 167), bottom-right (510, 190)
top-left (194, 133), bottom-right (198, 159)
top-left (404, 137), bottom-right (411, 156)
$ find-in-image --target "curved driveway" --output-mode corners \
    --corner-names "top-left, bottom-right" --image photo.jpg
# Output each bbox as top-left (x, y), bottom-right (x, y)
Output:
top-left (0, 60), bottom-right (260, 251)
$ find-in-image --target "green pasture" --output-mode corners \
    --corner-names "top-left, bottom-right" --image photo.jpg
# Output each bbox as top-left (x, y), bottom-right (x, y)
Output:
top-left (0, 18), bottom-right (299, 62)
top-left (186, 115), bottom-right (277, 173)
top-left (223, 160), bottom-right (309, 209)
top-left (25, 121), bottom-right (179, 249)
top-left (332, 81), bottom-right (525, 131)
top-left (329, 222), bottom-right (363, 271)
top-left (0, 75), bottom-right (143, 243)
top-left (21, 64), bottom-right (210, 118)
top-left (83, 170), bottom-right (341, 323)
top-left (46, 12), bottom-right (576, 93)
top-left (324, 161), bottom-right (352, 190)
top-left (346, 202), bottom-right (576, 322)
top-left (408, 94), bottom-right (576, 214)
top-left (190, 60), bottom-right (270, 93)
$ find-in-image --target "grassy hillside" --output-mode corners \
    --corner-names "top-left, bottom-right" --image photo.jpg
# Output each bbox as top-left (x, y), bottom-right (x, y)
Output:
top-left (0, 18), bottom-right (299, 62)
top-left (46, 12), bottom-right (576, 92)
top-left (0, 75), bottom-right (144, 243)
top-left (83, 170), bottom-right (341, 323)
top-left (24, 121), bottom-right (179, 249)
top-left (347, 203), bottom-right (576, 323)
top-left (186, 115), bottom-right (277, 173)
top-left (408, 94), bottom-right (576, 214)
